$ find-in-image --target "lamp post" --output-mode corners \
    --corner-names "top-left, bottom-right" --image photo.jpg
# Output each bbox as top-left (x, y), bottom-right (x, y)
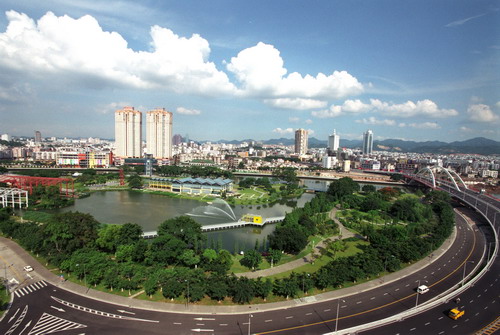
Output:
top-left (185, 279), bottom-right (190, 307)
top-left (335, 299), bottom-right (345, 333)
top-left (462, 261), bottom-right (474, 286)
top-left (76, 263), bottom-right (86, 291)
top-left (248, 314), bottom-right (253, 335)
top-left (302, 273), bottom-right (310, 295)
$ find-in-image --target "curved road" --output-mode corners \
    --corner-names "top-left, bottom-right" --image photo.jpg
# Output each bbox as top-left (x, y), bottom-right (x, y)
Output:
top-left (0, 205), bottom-right (486, 335)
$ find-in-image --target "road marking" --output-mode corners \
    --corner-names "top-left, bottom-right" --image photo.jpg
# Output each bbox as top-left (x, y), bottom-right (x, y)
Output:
top-left (194, 317), bottom-right (216, 321)
top-left (438, 331), bottom-right (444, 334)
top-left (469, 300), bottom-right (474, 303)
top-left (8, 308), bottom-right (20, 323)
top-left (220, 323), bottom-right (228, 326)
top-left (5, 305), bottom-right (28, 335)
top-left (265, 320), bottom-right (273, 323)
top-left (405, 284), bottom-right (409, 287)
top-left (173, 322), bottom-right (182, 325)
top-left (51, 296), bottom-right (159, 323)
top-left (384, 292), bottom-right (388, 295)
top-left (410, 327), bottom-right (416, 331)
top-left (117, 309), bottom-right (135, 315)
top-left (370, 297), bottom-right (375, 300)
top-left (356, 301), bottom-right (362, 304)
top-left (50, 306), bottom-right (65, 312)
top-left (324, 309), bottom-right (331, 312)
top-left (425, 322), bottom-right (430, 326)
top-left (305, 313), bottom-right (312, 316)
top-left (191, 329), bottom-right (214, 332)
top-left (452, 325), bottom-right (458, 328)
top-left (29, 313), bottom-right (86, 335)
top-left (438, 317), bottom-right (444, 320)
top-left (431, 272), bottom-right (435, 275)
top-left (17, 320), bottom-right (30, 335)
top-left (395, 288), bottom-right (399, 292)
top-left (285, 316), bottom-right (294, 319)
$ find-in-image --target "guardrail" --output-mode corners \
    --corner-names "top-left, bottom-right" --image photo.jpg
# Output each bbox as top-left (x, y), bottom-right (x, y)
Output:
top-left (327, 184), bottom-right (499, 335)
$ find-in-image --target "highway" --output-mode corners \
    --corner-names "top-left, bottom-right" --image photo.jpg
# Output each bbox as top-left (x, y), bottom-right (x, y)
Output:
top-left (0, 205), bottom-right (488, 335)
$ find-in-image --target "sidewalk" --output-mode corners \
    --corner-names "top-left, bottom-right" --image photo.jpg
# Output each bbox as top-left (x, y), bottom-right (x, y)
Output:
top-left (0, 212), bottom-right (459, 315)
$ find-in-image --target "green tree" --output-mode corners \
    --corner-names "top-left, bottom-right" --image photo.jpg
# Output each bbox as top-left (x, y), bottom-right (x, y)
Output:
top-left (157, 216), bottom-right (205, 247)
top-left (254, 277), bottom-right (273, 301)
top-left (266, 249), bottom-right (282, 267)
top-left (116, 223), bottom-right (143, 246)
top-left (269, 224), bottom-right (308, 254)
top-left (179, 249), bottom-right (200, 268)
top-left (327, 177), bottom-right (360, 200)
top-left (127, 174), bottom-right (143, 189)
top-left (240, 249), bottom-right (262, 271)
top-left (231, 277), bottom-right (255, 304)
top-left (96, 224), bottom-right (122, 252)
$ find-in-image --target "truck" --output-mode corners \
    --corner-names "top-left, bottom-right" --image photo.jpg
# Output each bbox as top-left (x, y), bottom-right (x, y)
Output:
top-left (448, 308), bottom-right (465, 320)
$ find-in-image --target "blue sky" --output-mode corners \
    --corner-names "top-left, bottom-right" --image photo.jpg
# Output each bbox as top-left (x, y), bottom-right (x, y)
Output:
top-left (0, 0), bottom-right (498, 142)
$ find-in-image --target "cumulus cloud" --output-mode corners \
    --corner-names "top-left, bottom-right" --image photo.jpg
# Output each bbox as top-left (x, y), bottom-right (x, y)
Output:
top-left (288, 117), bottom-right (300, 123)
top-left (311, 98), bottom-right (457, 119)
top-left (355, 117), bottom-right (396, 126)
top-left (272, 127), bottom-right (294, 135)
top-left (305, 119), bottom-right (313, 124)
top-left (176, 107), bottom-right (201, 115)
top-left (0, 11), bottom-right (236, 95)
top-left (98, 102), bottom-right (131, 114)
top-left (227, 42), bottom-right (364, 99)
top-left (467, 104), bottom-right (499, 122)
top-left (264, 98), bottom-right (327, 110)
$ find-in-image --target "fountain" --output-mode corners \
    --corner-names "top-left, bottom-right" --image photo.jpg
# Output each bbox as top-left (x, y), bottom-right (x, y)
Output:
top-left (187, 199), bottom-right (237, 222)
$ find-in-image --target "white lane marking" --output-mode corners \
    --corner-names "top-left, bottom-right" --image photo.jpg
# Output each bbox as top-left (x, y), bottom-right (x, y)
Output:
top-left (285, 316), bottom-right (293, 319)
top-left (265, 320), bottom-right (273, 323)
top-left (410, 327), bottom-right (416, 331)
top-left (405, 284), bottom-right (410, 287)
top-left (324, 309), bottom-right (331, 312)
top-left (173, 322), bottom-right (182, 325)
top-left (425, 322), bottom-right (430, 326)
top-left (438, 317), bottom-right (444, 320)
top-left (306, 312), bottom-right (312, 316)
top-left (219, 324), bottom-right (228, 326)
top-left (356, 301), bottom-right (362, 304)
top-left (384, 293), bottom-right (388, 295)
top-left (395, 288), bottom-right (400, 291)
top-left (370, 297), bottom-right (375, 300)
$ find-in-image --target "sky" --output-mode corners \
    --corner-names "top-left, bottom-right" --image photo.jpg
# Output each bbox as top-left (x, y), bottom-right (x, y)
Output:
top-left (0, 0), bottom-right (499, 143)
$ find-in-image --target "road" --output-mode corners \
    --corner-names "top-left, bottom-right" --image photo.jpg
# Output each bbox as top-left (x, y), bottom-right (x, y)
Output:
top-left (0, 205), bottom-right (488, 335)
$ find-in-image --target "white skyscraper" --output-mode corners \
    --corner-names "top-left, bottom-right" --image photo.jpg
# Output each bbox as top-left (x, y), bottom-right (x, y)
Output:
top-left (146, 108), bottom-right (173, 159)
top-left (295, 128), bottom-right (308, 155)
top-left (362, 129), bottom-right (373, 155)
top-left (328, 129), bottom-right (340, 151)
top-left (115, 107), bottom-right (142, 158)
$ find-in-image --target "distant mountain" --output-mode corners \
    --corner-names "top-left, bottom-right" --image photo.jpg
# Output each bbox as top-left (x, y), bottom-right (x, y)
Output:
top-left (209, 137), bottom-right (500, 155)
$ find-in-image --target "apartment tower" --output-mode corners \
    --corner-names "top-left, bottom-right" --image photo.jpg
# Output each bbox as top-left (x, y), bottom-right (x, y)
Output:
top-left (146, 108), bottom-right (173, 159)
top-left (294, 128), bottom-right (308, 155)
top-left (362, 129), bottom-right (373, 155)
top-left (328, 129), bottom-right (340, 152)
top-left (115, 107), bottom-right (142, 158)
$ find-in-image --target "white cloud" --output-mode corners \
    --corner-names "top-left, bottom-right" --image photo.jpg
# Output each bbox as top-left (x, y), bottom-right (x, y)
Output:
top-left (176, 107), bottom-right (201, 115)
top-left (467, 104), bottom-right (499, 122)
top-left (445, 13), bottom-right (486, 27)
top-left (305, 119), bottom-right (313, 124)
top-left (0, 11), bottom-right (236, 96)
top-left (264, 98), bottom-right (328, 110)
top-left (306, 129), bottom-right (315, 136)
top-left (460, 126), bottom-right (473, 132)
top-left (311, 98), bottom-right (456, 119)
top-left (370, 99), bottom-right (458, 118)
top-left (407, 122), bottom-right (441, 129)
top-left (272, 127), bottom-right (294, 135)
top-left (227, 42), bottom-right (364, 99)
top-left (98, 102), bottom-right (130, 114)
top-left (288, 117), bottom-right (300, 123)
top-left (496, 101), bottom-right (500, 108)
top-left (355, 117), bottom-right (396, 126)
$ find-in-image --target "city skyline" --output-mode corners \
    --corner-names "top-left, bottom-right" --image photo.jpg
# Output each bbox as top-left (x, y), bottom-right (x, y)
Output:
top-left (0, 1), bottom-right (499, 142)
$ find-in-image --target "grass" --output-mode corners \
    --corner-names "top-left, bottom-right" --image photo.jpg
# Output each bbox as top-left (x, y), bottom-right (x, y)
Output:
top-left (267, 240), bottom-right (369, 280)
top-left (0, 284), bottom-right (9, 317)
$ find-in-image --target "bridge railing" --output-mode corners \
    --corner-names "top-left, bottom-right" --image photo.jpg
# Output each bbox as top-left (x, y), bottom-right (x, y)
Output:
top-left (328, 181), bottom-right (499, 335)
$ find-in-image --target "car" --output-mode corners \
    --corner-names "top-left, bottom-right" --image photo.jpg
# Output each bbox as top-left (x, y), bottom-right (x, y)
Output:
top-left (23, 265), bottom-right (33, 272)
top-left (417, 285), bottom-right (429, 294)
top-left (448, 308), bottom-right (465, 320)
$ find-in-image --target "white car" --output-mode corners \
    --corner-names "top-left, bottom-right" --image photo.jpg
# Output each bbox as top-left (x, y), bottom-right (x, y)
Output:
top-left (417, 284), bottom-right (429, 294)
top-left (23, 265), bottom-right (33, 272)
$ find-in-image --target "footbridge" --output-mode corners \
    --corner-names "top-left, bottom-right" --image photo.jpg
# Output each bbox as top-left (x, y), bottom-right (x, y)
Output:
top-left (142, 216), bottom-right (285, 239)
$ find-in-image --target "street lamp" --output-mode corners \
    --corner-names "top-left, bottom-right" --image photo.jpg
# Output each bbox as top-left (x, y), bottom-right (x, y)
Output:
top-left (462, 261), bottom-right (474, 286)
top-left (335, 298), bottom-right (345, 333)
top-left (185, 279), bottom-right (190, 308)
top-left (248, 314), bottom-right (253, 335)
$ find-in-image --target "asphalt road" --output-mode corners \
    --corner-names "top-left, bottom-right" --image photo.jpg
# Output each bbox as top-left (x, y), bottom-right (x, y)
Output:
top-left (0, 206), bottom-right (487, 335)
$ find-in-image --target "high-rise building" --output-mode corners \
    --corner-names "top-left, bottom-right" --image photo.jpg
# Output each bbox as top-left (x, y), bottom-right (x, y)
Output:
top-left (294, 128), bottom-right (308, 155)
top-left (328, 129), bottom-right (340, 152)
top-left (146, 108), bottom-right (173, 159)
top-left (172, 134), bottom-right (183, 146)
top-left (114, 107), bottom-right (142, 158)
top-left (362, 129), bottom-right (373, 155)
top-left (34, 130), bottom-right (42, 143)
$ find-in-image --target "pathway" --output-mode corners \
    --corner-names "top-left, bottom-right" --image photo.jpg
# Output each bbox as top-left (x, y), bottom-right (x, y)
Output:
top-left (236, 207), bottom-right (354, 278)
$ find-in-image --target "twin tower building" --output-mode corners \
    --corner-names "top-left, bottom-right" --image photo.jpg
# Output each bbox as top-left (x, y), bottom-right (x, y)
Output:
top-left (114, 107), bottom-right (172, 159)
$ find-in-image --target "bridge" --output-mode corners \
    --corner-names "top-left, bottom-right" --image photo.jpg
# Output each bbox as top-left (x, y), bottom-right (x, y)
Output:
top-left (142, 216), bottom-right (285, 239)
top-left (0, 174), bottom-right (74, 197)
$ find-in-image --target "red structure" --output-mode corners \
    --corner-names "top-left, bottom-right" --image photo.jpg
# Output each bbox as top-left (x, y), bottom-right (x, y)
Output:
top-left (119, 169), bottom-right (125, 186)
top-left (0, 175), bottom-right (74, 197)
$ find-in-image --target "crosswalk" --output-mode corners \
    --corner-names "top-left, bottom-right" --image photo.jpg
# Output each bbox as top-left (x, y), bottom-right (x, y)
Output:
top-left (28, 313), bottom-right (86, 335)
top-left (14, 280), bottom-right (48, 298)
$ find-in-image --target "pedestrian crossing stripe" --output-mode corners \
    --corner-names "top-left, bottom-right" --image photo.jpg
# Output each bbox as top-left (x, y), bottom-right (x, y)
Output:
top-left (14, 280), bottom-right (48, 298)
top-left (28, 313), bottom-right (86, 335)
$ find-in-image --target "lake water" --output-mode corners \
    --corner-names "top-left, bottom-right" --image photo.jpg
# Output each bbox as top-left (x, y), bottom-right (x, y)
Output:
top-left (46, 190), bottom-right (315, 252)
